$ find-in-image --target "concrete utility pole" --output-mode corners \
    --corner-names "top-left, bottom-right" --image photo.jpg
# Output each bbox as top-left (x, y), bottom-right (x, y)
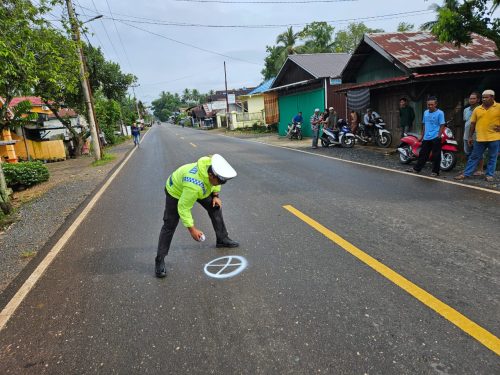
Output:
top-left (65, 0), bottom-right (101, 161)
top-left (224, 61), bottom-right (230, 128)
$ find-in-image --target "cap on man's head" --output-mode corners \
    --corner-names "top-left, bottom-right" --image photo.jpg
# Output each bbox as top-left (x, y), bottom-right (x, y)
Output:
top-left (211, 154), bottom-right (237, 182)
top-left (482, 89), bottom-right (495, 97)
top-left (328, 107), bottom-right (334, 111)
top-left (314, 108), bottom-right (320, 112)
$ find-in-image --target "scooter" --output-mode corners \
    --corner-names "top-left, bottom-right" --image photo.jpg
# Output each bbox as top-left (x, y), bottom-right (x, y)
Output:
top-left (287, 122), bottom-right (303, 140)
top-left (320, 119), bottom-right (355, 148)
top-left (355, 117), bottom-right (393, 148)
top-left (397, 123), bottom-right (459, 171)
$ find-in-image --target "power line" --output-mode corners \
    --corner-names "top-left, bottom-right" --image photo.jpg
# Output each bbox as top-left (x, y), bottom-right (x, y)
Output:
top-left (76, 5), bottom-right (433, 29)
top-left (103, 0), bottom-right (135, 73)
top-left (89, 0), bottom-right (121, 60)
top-left (174, 0), bottom-right (355, 3)
top-left (74, 0), bottom-right (109, 56)
top-left (116, 20), bottom-right (262, 65)
top-left (140, 66), bottom-right (221, 85)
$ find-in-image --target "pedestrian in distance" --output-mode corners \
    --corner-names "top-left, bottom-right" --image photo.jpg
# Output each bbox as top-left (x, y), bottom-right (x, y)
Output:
top-left (131, 123), bottom-right (140, 146)
top-left (462, 92), bottom-right (484, 175)
top-left (155, 154), bottom-right (239, 278)
top-left (399, 97), bottom-right (415, 138)
top-left (455, 90), bottom-right (500, 183)
top-left (407, 96), bottom-right (446, 177)
top-left (310, 108), bottom-right (322, 149)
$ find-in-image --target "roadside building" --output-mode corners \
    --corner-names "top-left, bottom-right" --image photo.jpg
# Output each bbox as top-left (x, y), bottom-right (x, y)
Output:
top-left (268, 53), bottom-right (351, 136)
top-left (335, 32), bottom-right (500, 143)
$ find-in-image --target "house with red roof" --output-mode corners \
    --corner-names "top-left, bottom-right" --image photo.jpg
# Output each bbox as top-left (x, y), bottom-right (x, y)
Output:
top-left (335, 31), bottom-right (500, 143)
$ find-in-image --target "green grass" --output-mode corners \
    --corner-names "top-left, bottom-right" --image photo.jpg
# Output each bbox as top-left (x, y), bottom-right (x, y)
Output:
top-left (91, 153), bottom-right (116, 167)
top-left (20, 249), bottom-right (37, 259)
top-left (0, 208), bottom-right (18, 230)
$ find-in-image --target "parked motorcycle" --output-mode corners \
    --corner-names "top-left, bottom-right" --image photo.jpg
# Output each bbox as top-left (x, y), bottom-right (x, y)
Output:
top-left (287, 122), bottom-right (303, 140)
top-left (397, 123), bottom-right (459, 171)
top-left (355, 117), bottom-right (393, 148)
top-left (320, 119), bottom-right (355, 148)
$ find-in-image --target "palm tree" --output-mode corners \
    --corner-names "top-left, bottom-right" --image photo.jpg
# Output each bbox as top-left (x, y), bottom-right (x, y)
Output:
top-left (276, 26), bottom-right (299, 55)
top-left (421, 0), bottom-right (459, 30)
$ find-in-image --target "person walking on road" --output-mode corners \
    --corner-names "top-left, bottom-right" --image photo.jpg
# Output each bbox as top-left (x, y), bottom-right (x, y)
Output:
top-left (155, 154), bottom-right (239, 278)
top-left (131, 123), bottom-right (141, 146)
top-left (455, 90), bottom-right (500, 183)
top-left (462, 92), bottom-right (483, 175)
top-left (399, 97), bottom-right (415, 138)
top-left (310, 108), bottom-right (322, 149)
top-left (407, 97), bottom-right (446, 177)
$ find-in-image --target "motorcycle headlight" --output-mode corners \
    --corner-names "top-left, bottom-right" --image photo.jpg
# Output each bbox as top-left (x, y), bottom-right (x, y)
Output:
top-left (444, 128), bottom-right (453, 138)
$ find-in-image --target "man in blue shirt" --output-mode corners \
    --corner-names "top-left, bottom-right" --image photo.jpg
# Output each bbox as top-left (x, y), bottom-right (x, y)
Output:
top-left (408, 97), bottom-right (445, 176)
top-left (292, 112), bottom-right (303, 124)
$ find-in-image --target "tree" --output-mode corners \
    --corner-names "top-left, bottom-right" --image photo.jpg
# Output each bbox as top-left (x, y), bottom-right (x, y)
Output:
top-left (261, 45), bottom-right (284, 80)
top-left (151, 91), bottom-right (182, 121)
top-left (334, 22), bottom-right (384, 53)
top-left (397, 22), bottom-right (415, 32)
top-left (298, 22), bottom-right (336, 53)
top-left (422, 0), bottom-right (500, 55)
top-left (94, 91), bottom-right (121, 144)
top-left (0, 0), bottom-right (51, 214)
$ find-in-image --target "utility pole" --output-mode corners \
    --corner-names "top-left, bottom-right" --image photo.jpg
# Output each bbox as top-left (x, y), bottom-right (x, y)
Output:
top-left (224, 61), bottom-right (230, 128)
top-left (131, 85), bottom-right (142, 122)
top-left (65, 0), bottom-right (101, 161)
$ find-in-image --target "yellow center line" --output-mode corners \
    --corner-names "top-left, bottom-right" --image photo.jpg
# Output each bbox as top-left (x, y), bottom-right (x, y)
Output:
top-left (190, 142), bottom-right (197, 148)
top-left (283, 204), bottom-right (500, 356)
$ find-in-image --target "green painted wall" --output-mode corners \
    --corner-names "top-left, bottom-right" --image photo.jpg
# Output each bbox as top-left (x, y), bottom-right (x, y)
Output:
top-left (278, 88), bottom-right (324, 136)
top-left (357, 53), bottom-right (404, 83)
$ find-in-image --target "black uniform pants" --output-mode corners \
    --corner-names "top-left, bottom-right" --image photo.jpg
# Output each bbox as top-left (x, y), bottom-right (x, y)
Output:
top-left (414, 137), bottom-right (442, 174)
top-left (156, 191), bottom-right (229, 259)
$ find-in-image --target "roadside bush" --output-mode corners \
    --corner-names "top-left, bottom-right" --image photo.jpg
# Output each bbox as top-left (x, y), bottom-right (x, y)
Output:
top-left (3, 161), bottom-right (50, 190)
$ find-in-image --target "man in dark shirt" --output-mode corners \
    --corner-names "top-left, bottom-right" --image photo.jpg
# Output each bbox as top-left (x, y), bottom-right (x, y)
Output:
top-left (399, 98), bottom-right (415, 138)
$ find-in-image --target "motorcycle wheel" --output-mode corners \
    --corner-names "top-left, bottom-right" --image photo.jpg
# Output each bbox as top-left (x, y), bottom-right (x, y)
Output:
top-left (399, 145), bottom-right (412, 164)
top-left (440, 151), bottom-right (457, 171)
top-left (341, 136), bottom-right (355, 148)
top-left (298, 133), bottom-right (303, 140)
top-left (376, 133), bottom-right (392, 148)
top-left (321, 139), bottom-right (328, 147)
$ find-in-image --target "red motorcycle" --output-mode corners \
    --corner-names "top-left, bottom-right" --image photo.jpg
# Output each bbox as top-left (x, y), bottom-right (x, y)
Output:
top-left (397, 123), bottom-right (459, 172)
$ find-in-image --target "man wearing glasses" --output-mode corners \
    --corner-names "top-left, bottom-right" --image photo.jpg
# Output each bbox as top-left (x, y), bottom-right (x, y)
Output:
top-left (455, 89), bottom-right (499, 183)
top-left (155, 154), bottom-right (239, 278)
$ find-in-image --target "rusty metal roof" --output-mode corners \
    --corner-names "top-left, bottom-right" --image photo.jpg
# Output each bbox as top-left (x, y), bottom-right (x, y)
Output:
top-left (366, 32), bottom-right (499, 69)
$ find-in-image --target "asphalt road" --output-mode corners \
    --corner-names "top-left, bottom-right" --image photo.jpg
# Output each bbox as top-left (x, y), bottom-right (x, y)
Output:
top-left (0, 124), bottom-right (498, 374)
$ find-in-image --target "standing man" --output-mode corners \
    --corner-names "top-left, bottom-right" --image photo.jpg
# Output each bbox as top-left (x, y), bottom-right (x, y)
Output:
top-left (131, 123), bottom-right (140, 146)
top-left (155, 154), bottom-right (239, 278)
top-left (399, 98), bottom-right (415, 138)
top-left (325, 107), bottom-right (337, 130)
top-left (407, 97), bottom-right (446, 177)
top-left (462, 92), bottom-right (483, 175)
top-left (455, 90), bottom-right (500, 182)
top-left (310, 108), bottom-right (322, 149)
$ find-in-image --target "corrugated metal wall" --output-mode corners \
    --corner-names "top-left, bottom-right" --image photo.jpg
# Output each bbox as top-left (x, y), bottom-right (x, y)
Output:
top-left (278, 88), bottom-right (324, 136)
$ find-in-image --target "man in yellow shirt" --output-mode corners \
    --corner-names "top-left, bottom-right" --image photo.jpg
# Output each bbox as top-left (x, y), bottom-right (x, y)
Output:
top-left (455, 90), bottom-right (500, 182)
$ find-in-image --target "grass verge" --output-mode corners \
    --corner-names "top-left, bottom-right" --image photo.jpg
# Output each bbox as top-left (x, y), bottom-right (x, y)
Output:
top-left (20, 249), bottom-right (37, 259)
top-left (91, 153), bottom-right (116, 167)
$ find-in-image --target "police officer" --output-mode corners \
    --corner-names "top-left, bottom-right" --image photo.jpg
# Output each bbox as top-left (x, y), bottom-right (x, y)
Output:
top-left (155, 154), bottom-right (239, 278)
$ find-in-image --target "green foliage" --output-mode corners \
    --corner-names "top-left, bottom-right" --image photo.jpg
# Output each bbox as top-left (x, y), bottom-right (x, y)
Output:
top-left (151, 91), bottom-right (182, 121)
top-left (3, 161), bottom-right (49, 190)
top-left (424, 0), bottom-right (500, 55)
top-left (333, 23), bottom-right (384, 53)
top-left (261, 21), bottom-right (385, 78)
top-left (397, 22), bottom-right (415, 32)
top-left (95, 91), bottom-right (121, 144)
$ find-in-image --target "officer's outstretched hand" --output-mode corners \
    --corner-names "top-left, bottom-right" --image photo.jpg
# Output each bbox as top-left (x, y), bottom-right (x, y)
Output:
top-left (188, 226), bottom-right (204, 242)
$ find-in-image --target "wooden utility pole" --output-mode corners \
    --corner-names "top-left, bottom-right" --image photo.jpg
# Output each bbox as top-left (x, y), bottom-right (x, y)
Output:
top-left (65, 0), bottom-right (101, 161)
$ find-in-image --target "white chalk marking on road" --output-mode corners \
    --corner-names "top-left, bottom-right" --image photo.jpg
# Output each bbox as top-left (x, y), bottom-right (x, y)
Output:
top-left (212, 133), bottom-right (500, 195)
top-left (180, 136), bottom-right (185, 140)
top-left (0, 130), bottom-right (152, 332)
top-left (190, 142), bottom-right (197, 148)
top-left (204, 256), bottom-right (248, 279)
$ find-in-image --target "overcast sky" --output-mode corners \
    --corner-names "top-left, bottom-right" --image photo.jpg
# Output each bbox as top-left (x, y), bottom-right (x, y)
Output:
top-left (70, 0), bottom-right (441, 103)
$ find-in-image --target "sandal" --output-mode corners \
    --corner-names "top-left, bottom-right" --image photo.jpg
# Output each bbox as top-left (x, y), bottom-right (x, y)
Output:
top-left (454, 174), bottom-right (466, 181)
top-left (485, 176), bottom-right (494, 182)
top-left (473, 171), bottom-right (484, 176)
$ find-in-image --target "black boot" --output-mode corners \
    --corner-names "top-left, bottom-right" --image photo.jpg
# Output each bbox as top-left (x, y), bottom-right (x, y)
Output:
top-left (216, 237), bottom-right (239, 248)
top-left (155, 256), bottom-right (166, 278)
